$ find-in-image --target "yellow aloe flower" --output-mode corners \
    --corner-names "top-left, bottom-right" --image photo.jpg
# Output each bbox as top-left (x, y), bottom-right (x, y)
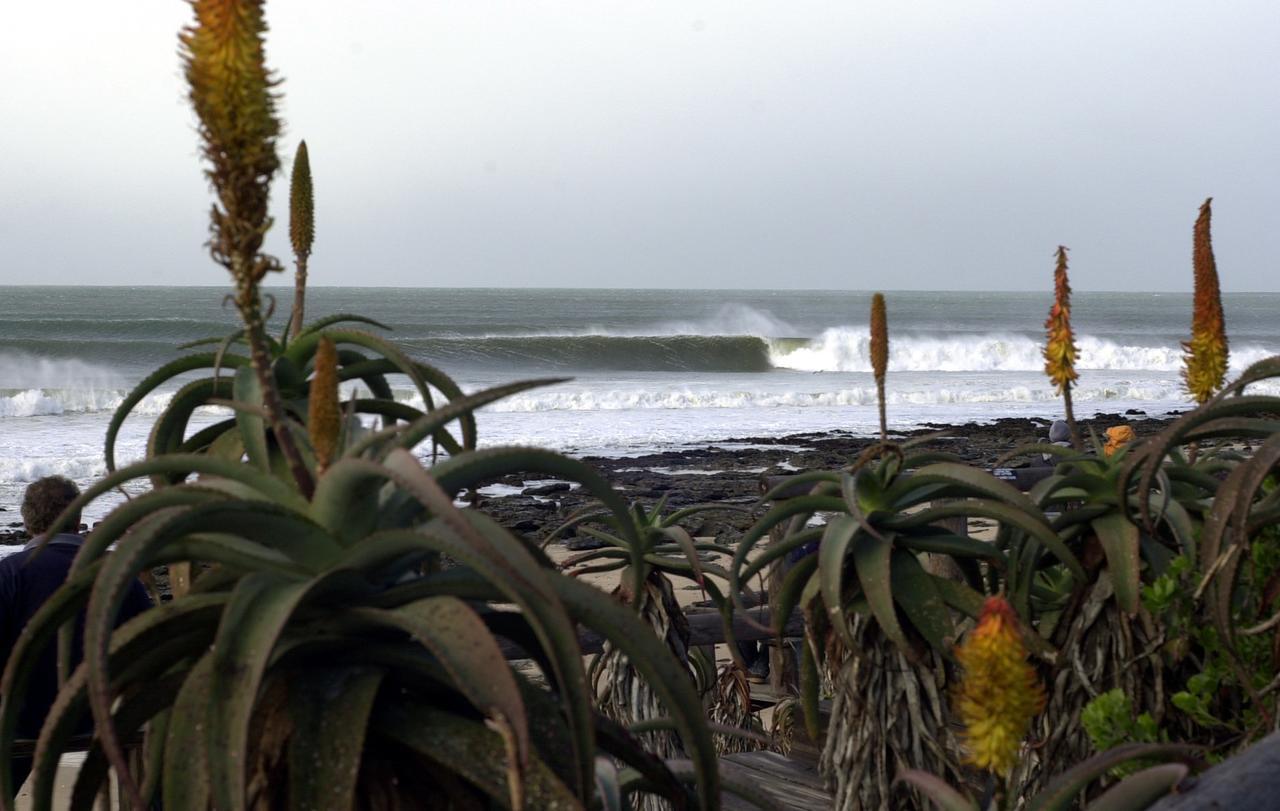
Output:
top-left (308, 337), bottom-right (341, 472)
top-left (953, 596), bottom-right (1045, 774)
top-left (1043, 246), bottom-right (1078, 393)
top-left (1183, 198), bottom-right (1228, 404)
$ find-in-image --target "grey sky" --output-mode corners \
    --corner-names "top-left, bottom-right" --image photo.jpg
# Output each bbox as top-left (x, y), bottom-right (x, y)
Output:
top-left (2, 1), bottom-right (1277, 291)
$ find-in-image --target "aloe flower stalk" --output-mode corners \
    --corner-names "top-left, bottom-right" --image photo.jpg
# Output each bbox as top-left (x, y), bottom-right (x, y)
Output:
top-left (181, 0), bottom-right (313, 499)
top-left (870, 293), bottom-right (889, 442)
top-left (308, 336), bottom-right (340, 472)
top-left (289, 140), bottom-right (314, 338)
top-left (953, 596), bottom-right (1046, 776)
top-left (1043, 246), bottom-right (1082, 450)
top-left (1183, 198), bottom-right (1228, 405)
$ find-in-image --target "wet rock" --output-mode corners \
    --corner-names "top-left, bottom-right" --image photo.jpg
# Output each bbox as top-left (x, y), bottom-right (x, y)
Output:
top-left (523, 482), bottom-right (570, 496)
top-left (564, 537), bottom-right (608, 551)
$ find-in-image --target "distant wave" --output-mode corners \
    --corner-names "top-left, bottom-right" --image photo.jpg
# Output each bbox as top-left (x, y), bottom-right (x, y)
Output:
top-left (0, 388), bottom-right (174, 419)
top-left (769, 330), bottom-right (1278, 374)
top-left (402, 335), bottom-right (777, 372)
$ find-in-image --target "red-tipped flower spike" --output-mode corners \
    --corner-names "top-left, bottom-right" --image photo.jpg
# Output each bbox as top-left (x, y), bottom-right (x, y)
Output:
top-left (953, 596), bottom-right (1045, 775)
top-left (1183, 198), bottom-right (1228, 404)
top-left (870, 293), bottom-right (888, 440)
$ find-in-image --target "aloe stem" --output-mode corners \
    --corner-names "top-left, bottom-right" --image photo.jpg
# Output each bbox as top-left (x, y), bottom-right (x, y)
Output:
top-left (237, 281), bottom-right (315, 497)
top-left (291, 254), bottom-right (308, 338)
top-left (1063, 382), bottom-right (1082, 452)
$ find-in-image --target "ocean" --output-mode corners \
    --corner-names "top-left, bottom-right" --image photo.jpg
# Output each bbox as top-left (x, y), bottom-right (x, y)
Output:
top-left (2, 286), bottom-right (1277, 522)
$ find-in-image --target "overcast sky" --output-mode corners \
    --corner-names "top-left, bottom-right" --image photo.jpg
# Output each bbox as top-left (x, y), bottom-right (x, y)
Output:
top-left (2, 1), bottom-right (1277, 291)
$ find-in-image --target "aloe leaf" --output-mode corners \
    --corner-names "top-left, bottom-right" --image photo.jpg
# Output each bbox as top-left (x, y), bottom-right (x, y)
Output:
top-left (233, 365), bottom-right (270, 471)
top-left (373, 699), bottom-right (582, 810)
top-left (549, 576), bottom-right (718, 811)
top-left (358, 522), bottom-right (596, 798)
top-left (895, 530), bottom-right (1006, 564)
top-left (346, 378), bottom-right (566, 459)
top-left (773, 553), bottom-right (819, 636)
top-left (729, 495), bottom-right (846, 600)
top-left (1089, 513), bottom-right (1141, 614)
top-left (298, 313), bottom-right (392, 336)
top-left (146, 376), bottom-right (236, 478)
top-left (428, 447), bottom-right (645, 602)
top-left (890, 499), bottom-right (1084, 583)
top-left (350, 598), bottom-right (529, 769)
top-left (43, 456), bottom-right (310, 549)
top-left (734, 527), bottom-right (825, 590)
top-left (909, 462), bottom-right (1043, 512)
top-left (67, 669), bottom-right (189, 811)
top-left (596, 757), bottom-right (624, 811)
top-left (288, 667), bottom-right (385, 811)
top-left (853, 529), bottom-right (912, 653)
top-left (889, 550), bottom-right (956, 654)
top-left (1084, 763), bottom-right (1188, 811)
top-left (756, 470), bottom-right (840, 503)
top-left (895, 769), bottom-right (978, 811)
top-left (818, 516), bottom-right (863, 648)
top-left (163, 654), bottom-right (215, 811)
top-left (205, 573), bottom-right (313, 811)
top-left (104, 352), bottom-right (250, 471)
top-left (929, 575), bottom-right (985, 619)
top-left (1027, 743), bottom-right (1199, 811)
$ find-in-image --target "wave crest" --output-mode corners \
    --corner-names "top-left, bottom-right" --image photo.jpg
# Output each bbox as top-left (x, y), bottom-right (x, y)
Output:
top-left (770, 329), bottom-right (1277, 374)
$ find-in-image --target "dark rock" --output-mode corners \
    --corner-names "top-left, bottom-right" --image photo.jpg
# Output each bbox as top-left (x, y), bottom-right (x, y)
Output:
top-left (523, 482), bottom-right (571, 496)
top-left (564, 537), bottom-right (608, 551)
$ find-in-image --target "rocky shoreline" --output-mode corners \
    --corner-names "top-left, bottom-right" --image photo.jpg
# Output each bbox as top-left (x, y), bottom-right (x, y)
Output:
top-left (471, 410), bottom-right (1179, 549)
top-left (2, 411), bottom-right (1178, 549)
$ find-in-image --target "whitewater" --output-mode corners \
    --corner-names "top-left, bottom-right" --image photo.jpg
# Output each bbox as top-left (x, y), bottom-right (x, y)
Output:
top-left (2, 286), bottom-right (1277, 521)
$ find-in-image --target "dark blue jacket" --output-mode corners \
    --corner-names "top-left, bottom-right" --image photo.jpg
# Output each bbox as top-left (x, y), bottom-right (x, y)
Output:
top-left (0, 535), bottom-right (152, 739)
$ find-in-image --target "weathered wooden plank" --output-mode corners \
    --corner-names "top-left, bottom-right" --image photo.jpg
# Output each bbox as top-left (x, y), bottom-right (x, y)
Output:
top-left (720, 750), bottom-right (831, 810)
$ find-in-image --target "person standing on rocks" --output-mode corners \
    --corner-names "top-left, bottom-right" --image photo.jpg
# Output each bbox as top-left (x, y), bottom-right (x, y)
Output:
top-left (0, 475), bottom-right (152, 796)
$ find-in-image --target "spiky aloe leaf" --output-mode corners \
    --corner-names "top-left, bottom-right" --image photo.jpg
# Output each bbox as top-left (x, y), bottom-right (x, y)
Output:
top-left (105, 353), bottom-right (250, 471)
top-left (233, 364), bottom-right (270, 471)
top-left (817, 517), bottom-right (864, 648)
top-left (1026, 743), bottom-right (1199, 811)
top-left (373, 700), bottom-right (581, 810)
top-left (889, 549), bottom-right (955, 654)
top-left (1184, 198), bottom-right (1228, 404)
top-left (286, 668), bottom-right (381, 811)
top-left (350, 598), bottom-right (529, 773)
top-left (1090, 513), bottom-right (1141, 615)
top-left (1085, 763), bottom-right (1188, 811)
top-left (852, 529), bottom-right (912, 654)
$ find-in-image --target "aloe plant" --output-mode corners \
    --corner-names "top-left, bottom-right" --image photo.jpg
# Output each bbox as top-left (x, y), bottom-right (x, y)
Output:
top-left (550, 497), bottom-right (752, 790)
top-left (0, 436), bottom-right (727, 809)
top-left (731, 443), bottom-right (1080, 809)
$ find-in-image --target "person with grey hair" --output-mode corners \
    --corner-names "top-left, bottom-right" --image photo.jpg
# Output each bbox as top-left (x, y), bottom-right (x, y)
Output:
top-left (0, 476), bottom-right (152, 797)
